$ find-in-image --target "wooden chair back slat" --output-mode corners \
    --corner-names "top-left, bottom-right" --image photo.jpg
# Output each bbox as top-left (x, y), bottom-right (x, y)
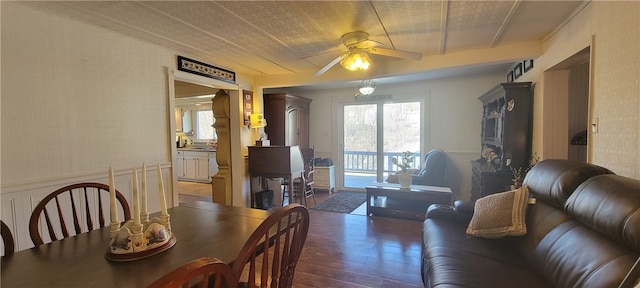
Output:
top-left (147, 257), bottom-right (238, 288)
top-left (96, 187), bottom-right (105, 228)
top-left (83, 187), bottom-right (93, 230)
top-left (42, 205), bottom-right (61, 242)
top-left (232, 204), bottom-right (309, 288)
top-left (67, 190), bottom-right (82, 235)
top-left (1, 220), bottom-right (15, 256)
top-left (29, 182), bottom-right (131, 246)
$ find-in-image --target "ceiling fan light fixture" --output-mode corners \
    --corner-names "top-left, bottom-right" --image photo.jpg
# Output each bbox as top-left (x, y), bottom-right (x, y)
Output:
top-left (340, 49), bottom-right (371, 71)
top-left (358, 79), bottom-right (376, 95)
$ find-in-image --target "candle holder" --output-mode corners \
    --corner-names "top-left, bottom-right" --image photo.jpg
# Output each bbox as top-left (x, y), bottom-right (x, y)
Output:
top-left (105, 164), bottom-right (175, 262)
top-left (105, 216), bottom-right (176, 262)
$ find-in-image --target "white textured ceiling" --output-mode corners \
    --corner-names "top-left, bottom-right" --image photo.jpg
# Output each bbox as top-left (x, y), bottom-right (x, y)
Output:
top-left (20, 1), bottom-right (587, 88)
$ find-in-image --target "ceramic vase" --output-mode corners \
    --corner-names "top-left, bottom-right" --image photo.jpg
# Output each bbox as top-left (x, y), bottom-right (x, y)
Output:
top-left (398, 172), bottom-right (412, 188)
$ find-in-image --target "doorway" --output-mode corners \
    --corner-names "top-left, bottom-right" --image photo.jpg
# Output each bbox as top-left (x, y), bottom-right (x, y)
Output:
top-left (341, 101), bottom-right (422, 189)
top-left (166, 68), bottom-right (242, 206)
top-left (542, 47), bottom-right (591, 161)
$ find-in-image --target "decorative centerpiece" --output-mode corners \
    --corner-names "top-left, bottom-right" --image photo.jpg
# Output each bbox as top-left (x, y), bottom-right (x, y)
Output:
top-left (105, 163), bottom-right (176, 262)
top-left (392, 151), bottom-right (415, 189)
top-left (481, 147), bottom-right (498, 167)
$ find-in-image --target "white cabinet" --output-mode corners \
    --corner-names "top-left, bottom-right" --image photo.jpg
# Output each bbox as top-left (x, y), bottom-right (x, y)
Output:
top-left (183, 157), bottom-right (197, 180)
top-left (174, 108), bottom-right (183, 132)
top-left (175, 151), bottom-right (185, 178)
top-left (195, 157), bottom-right (209, 181)
top-left (177, 150), bottom-right (214, 183)
top-left (314, 165), bottom-right (335, 193)
top-left (182, 110), bottom-right (192, 133)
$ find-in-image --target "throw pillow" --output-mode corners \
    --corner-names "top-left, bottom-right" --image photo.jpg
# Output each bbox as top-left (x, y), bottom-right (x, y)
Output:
top-left (466, 186), bottom-right (530, 239)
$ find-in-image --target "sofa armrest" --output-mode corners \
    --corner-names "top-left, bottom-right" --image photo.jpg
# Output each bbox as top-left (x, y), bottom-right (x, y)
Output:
top-left (454, 200), bottom-right (474, 214)
top-left (425, 204), bottom-right (473, 224)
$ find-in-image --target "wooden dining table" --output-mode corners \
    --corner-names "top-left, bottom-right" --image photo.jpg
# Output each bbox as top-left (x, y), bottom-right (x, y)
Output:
top-left (1, 201), bottom-right (272, 287)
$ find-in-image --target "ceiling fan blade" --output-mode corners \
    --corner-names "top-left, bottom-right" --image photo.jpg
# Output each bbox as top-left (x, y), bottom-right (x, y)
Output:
top-left (367, 47), bottom-right (423, 60)
top-left (355, 39), bottom-right (383, 49)
top-left (314, 54), bottom-right (346, 77)
top-left (297, 48), bottom-right (345, 60)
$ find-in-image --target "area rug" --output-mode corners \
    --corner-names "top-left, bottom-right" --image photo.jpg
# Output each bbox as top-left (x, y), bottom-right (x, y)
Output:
top-left (311, 191), bottom-right (366, 214)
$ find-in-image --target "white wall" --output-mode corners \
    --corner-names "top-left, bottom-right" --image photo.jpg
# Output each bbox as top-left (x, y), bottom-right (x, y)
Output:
top-left (298, 72), bottom-right (504, 201)
top-left (0, 3), bottom-right (253, 251)
top-left (526, 2), bottom-right (640, 178)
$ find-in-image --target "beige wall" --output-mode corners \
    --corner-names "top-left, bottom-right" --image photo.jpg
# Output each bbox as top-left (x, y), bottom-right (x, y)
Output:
top-left (0, 3), bottom-right (254, 250)
top-left (527, 2), bottom-right (640, 178)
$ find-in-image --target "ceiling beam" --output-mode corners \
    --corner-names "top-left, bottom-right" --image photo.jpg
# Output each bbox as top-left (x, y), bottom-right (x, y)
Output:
top-left (439, 0), bottom-right (449, 55)
top-left (490, 0), bottom-right (522, 47)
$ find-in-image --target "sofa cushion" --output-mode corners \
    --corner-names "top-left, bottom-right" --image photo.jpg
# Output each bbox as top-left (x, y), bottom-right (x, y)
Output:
top-left (423, 218), bottom-right (551, 287)
top-left (523, 159), bottom-right (613, 209)
top-left (466, 186), bottom-right (529, 239)
top-left (518, 174), bottom-right (640, 288)
top-left (566, 174), bottom-right (640, 251)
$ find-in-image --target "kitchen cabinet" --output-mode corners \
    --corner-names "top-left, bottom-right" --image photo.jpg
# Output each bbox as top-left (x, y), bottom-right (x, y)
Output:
top-left (175, 108), bottom-right (193, 133)
top-left (183, 157), bottom-right (197, 180)
top-left (264, 93), bottom-right (312, 148)
top-left (174, 108), bottom-right (183, 132)
top-left (175, 151), bottom-right (185, 178)
top-left (177, 150), bottom-right (215, 183)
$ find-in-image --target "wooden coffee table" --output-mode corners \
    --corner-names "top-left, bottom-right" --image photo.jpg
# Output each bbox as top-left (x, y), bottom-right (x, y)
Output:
top-left (366, 183), bottom-right (453, 221)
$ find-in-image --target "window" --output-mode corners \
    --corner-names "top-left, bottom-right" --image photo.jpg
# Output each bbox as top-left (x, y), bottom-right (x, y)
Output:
top-left (195, 110), bottom-right (216, 140)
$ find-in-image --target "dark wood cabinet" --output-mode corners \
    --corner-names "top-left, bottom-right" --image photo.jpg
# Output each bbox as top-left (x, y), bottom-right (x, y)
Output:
top-left (264, 93), bottom-right (312, 148)
top-left (471, 82), bottom-right (533, 201)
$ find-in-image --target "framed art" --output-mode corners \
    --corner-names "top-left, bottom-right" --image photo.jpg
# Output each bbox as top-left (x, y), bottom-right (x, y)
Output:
top-left (243, 90), bottom-right (253, 124)
top-left (514, 63), bottom-right (523, 79)
top-left (507, 71), bottom-right (514, 83)
top-left (523, 59), bottom-right (534, 72)
top-left (177, 56), bottom-right (236, 83)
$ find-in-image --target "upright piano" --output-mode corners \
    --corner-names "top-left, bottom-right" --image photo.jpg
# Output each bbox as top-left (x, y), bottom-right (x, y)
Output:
top-left (248, 146), bottom-right (305, 208)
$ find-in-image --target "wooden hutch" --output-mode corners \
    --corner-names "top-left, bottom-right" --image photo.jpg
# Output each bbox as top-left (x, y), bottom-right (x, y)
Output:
top-left (471, 82), bottom-right (533, 201)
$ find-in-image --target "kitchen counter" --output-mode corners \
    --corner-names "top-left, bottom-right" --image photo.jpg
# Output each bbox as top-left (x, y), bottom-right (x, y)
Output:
top-left (177, 147), bottom-right (216, 152)
top-left (176, 148), bottom-right (218, 183)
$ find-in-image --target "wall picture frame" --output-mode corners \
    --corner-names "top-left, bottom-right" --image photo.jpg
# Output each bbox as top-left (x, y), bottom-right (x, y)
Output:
top-left (177, 55), bottom-right (236, 83)
top-left (514, 63), bottom-right (523, 79)
top-left (243, 90), bottom-right (253, 125)
top-left (523, 59), bottom-right (534, 72)
top-left (507, 71), bottom-right (514, 83)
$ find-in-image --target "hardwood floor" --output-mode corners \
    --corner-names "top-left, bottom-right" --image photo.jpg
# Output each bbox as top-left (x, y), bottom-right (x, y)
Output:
top-left (177, 181), bottom-right (424, 288)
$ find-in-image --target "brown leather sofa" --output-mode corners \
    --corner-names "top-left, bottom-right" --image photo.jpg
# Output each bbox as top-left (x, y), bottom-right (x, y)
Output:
top-left (422, 159), bottom-right (640, 287)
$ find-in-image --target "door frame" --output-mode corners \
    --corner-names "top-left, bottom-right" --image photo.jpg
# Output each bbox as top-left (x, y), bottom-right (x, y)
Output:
top-left (165, 67), bottom-right (242, 206)
top-left (336, 98), bottom-right (425, 191)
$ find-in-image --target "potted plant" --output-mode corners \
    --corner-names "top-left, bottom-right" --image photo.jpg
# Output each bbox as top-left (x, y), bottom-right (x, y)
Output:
top-left (392, 151), bottom-right (415, 188)
top-left (510, 154), bottom-right (540, 189)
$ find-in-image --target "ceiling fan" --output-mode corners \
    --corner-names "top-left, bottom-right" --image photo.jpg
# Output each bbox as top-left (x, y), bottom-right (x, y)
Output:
top-left (313, 31), bottom-right (423, 77)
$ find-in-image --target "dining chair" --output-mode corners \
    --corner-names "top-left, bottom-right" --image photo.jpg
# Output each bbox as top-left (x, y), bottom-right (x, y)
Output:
top-left (231, 204), bottom-right (310, 288)
top-left (285, 147), bottom-right (316, 206)
top-left (1, 220), bottom-right (15, 256)
top-left (147, 257), bottom-right (238, 288)
top-left (29, 182), bottom-right (131, 246)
